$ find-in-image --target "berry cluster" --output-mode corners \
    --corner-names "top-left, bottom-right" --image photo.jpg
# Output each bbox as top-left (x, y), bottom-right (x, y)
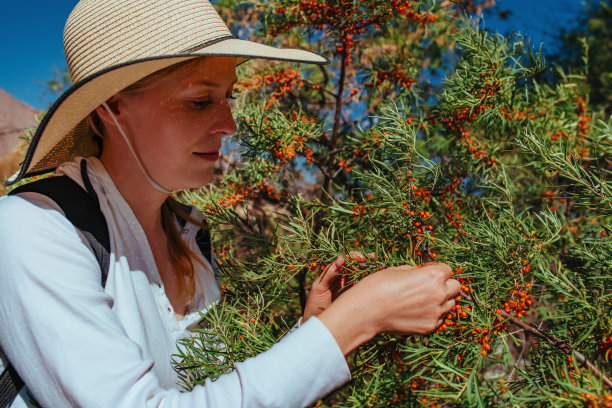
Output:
top-left (412, 184), bottom-right (432, 203)
top-left (216, 182), bottom-right (250, 209)
top-left (209, 177), bottom-right (289, 213)
top-left (550, 129), bottom-right (568, 141)
top-left (337, 157), bottom-right (352, 172)
top-left (499, 106), bottom-right (545, 122)
top-left (331, 130), bottom-right (389, 177)
top-left (576, 97), bottom-right (591, 137)
top-left (459, 131), bottom-right (497, 167)
top-left (271, 135), bottom-right (306, 164)
top-left (351, 202), bottom-right (367, 221)
top-left (498, 379), bottom-right (509, 395)
top-left (575, 96), bottom-right (591, 161)
top-left (215, 245), bottom-right (231, 268)
top-left (561, 355), bottom-right (586, 387)
top-left (441, 172), bottom-right (468, 236)
top-left (269, 1), bottom-right (437, 64)
top-left (601, 329), bottom-right (612, 361)
top-left (440, 105), bottom-right (485, 131)
top-left (395, 204), bottom-right (436, 260)
top-left (236, 69), bottom-right (303, 108)
top-left (258, 180), bottom-right (283, 201)
top-left (372, 65), bottom-right (415, 88)
top-left (500, 283), bottom-right (533, 318)
top-left (581, 392), bottom-right (612, 408)
top-left (439, 103), bottom-right (498, 168)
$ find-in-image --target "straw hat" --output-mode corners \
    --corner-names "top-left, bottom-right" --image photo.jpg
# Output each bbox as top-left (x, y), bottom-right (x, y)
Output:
top-left (7, 0), bottom-right (327, 186)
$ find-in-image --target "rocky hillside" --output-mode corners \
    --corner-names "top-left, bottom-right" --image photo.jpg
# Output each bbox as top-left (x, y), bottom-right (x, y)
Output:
top-left (0, 89), bottom-right (38, 184)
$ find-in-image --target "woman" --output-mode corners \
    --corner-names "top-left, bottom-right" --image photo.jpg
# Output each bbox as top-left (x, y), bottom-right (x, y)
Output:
top-left (0, 0), bottom-right (460, 407)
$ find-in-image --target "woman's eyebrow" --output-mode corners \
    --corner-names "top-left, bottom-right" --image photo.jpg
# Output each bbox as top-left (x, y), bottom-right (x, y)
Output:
top-left (195, 78), bottom-right (239, 88)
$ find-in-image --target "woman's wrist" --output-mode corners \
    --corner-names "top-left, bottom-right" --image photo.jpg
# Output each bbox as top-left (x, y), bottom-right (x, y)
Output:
top-left (317, 297), bottom-right (378, 356)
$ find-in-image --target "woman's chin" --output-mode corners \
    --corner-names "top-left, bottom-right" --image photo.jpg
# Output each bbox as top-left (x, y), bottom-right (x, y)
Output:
top-left (155, 166), bottom-right (215, 192)
top-left (176, 171), bottom-right (215, 190)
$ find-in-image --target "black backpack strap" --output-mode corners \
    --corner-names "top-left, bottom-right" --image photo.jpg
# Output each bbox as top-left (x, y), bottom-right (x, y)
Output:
top-left (174, 201), bottom-right (213, 266)
top-left (3, 160), bottom-right (110, 407)
top-left (8, 160), bottom-right (111, 285)
top-left (2, 163), bottom-right (214, 405)
top-left (196, 228), bottom-right (212, 266)
top-left (0, 364), bottom-right (23, 408)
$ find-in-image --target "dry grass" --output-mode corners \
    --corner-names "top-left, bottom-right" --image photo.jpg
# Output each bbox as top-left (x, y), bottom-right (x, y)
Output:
top-left (0, 144), bottom-right (26, 195)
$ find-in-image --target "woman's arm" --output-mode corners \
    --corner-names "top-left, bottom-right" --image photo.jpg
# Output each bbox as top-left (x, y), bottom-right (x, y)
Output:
top-left (0, 194), bottom-right (349, 408)
top-left (304, 255), bottom-right (460, 356)
top-left (318, 263), bottom-right (459, 355)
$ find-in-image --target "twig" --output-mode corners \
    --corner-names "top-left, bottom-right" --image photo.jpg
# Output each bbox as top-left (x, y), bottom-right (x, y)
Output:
top-left (309, 157), bottom-right (334, 181)
top-left (506, 320), bottom-right (544, 382)
top-left (296, 270), bottom-right (308, 311)
top-left (460, 290), bottom-right (612, 390)
top-left (320, 50), bottom-right (348, 202)
top-left (301, 78), bottom-right (337, 98)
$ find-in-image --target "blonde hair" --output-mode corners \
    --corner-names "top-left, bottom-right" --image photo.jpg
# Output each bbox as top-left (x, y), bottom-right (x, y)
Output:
top-left (86, 57), bottom-right (212, 305)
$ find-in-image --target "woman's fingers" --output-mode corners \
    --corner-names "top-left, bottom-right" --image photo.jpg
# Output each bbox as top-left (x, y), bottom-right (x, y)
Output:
top-left (442, 298), bottom-right (456, 314)
top-left (347, 251), bottom-right (376, 262)
top-left (386, 264), bottom-right (421, 273)
top-left (433, 262), bottom-right (453, 280)
top-left (348, 251), bottom-right (365, 262)
top-left (445, 278), bottom-right (461, 300)
top-left (316, 252), bottom-right (380, 300)
top-left (317, 256), bottom-right (345, 288)
top-left (317, 261), bottom-right (465, 353)
top-left (318, 252), bottom-right (377, 289)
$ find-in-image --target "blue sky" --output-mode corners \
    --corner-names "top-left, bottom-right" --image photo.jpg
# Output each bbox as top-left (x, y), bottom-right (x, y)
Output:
top-left (0, 0), bottom-right (584, 110)
top-left (0, 1), bottom-right (76, 109)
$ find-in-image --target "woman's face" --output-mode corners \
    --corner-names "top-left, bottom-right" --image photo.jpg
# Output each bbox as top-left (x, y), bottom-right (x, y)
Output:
top-left (105, 57), bottom-right (238, 190)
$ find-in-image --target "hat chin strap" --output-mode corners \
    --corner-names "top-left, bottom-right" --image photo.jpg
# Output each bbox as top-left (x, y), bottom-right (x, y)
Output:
top-left (101, 102), bottom-right (173, 195)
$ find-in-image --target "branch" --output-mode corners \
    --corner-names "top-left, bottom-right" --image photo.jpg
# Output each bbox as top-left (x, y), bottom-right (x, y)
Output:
top-left (309, 157), bottom-right (334, 181)
top-left (320, 50), bottom-right (348, 202)
top-left (301, 78), bottom-right (336, 98)
top-left (296, 270), bottom-right (308, 311)
top-left (460, 291), bottom-right (612, 391)
top-left (318, 63), bottom-right (330, 89)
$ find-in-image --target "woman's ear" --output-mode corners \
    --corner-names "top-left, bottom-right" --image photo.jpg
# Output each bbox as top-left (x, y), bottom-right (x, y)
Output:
top-left (94, 96), bottom-right (121, 127)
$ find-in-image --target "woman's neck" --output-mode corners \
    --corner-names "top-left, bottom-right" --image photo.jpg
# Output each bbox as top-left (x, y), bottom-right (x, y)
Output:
top-left (99, 151), bottom-right (190, 314)
top-left (99, 148), bottom-right (169, 236)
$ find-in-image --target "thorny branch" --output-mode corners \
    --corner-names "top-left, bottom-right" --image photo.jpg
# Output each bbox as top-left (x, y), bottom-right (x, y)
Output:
top-left (460, 291), bottom-right (612, 391)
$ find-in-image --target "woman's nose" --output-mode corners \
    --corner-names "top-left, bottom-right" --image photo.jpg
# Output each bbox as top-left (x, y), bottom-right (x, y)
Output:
top-left (212, 99), bottom-right (237, 137)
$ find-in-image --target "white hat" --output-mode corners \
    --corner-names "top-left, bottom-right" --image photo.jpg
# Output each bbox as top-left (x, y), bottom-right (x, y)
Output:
top-left (7, 0), bottom-right (327, 186)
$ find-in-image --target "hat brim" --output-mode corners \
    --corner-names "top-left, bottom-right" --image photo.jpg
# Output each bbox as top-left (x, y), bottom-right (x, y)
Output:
top-left (7, 37), bottom-right (328, 186)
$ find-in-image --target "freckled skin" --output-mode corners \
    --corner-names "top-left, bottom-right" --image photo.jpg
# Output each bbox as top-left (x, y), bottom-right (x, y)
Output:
top-left (99, 57), bottom-right (238, 192)
top-left (93, 57), bottom-right (239, 315)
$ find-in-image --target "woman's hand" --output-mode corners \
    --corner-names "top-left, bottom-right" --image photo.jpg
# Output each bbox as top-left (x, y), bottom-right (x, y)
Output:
top-left (303, 252), bottom-right (373, 324)
top-left (317, 262), bottom-right (460, 356)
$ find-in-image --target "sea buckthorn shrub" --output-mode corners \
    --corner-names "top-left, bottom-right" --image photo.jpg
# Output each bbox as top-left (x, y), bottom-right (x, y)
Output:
top-left (174, 1), bottom-right (611, 406)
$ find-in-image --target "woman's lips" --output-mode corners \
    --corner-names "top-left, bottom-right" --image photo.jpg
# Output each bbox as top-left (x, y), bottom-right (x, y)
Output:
top-left (193, 151), bottom-right (220, 161)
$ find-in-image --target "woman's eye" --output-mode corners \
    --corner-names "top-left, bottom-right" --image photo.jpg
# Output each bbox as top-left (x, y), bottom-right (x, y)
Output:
top-left (227, 94), bottom-right (237, 101)
top-left (191, 100), bottom-right (212, 109)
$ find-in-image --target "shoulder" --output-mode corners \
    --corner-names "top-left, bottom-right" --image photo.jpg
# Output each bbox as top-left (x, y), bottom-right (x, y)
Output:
top-left (0, 192), bottom-right (100, 283)
top-left (0, 191), bottom-right (73, 240)
top-left (0, 191), bottom-right (65, 232)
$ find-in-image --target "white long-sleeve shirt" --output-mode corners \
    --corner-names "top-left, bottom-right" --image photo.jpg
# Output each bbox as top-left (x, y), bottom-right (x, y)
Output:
top-left (0, 156), bottom-right (350, 407)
